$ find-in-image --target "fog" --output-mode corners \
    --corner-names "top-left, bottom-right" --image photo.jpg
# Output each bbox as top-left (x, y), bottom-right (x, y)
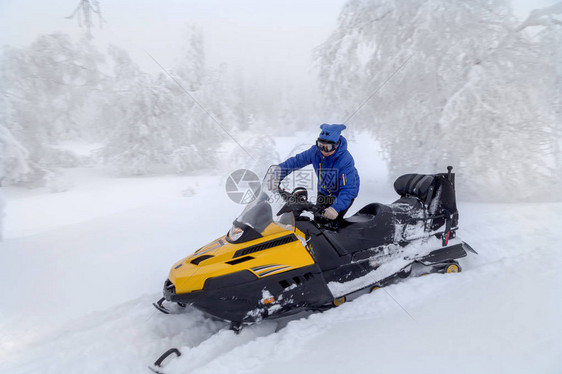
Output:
top-left (0, 0), bottom-right (348, 86)
top-left (1, 0), bottom-right (560, 203)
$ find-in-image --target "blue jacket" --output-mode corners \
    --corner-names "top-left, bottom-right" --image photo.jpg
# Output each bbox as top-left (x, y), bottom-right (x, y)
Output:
top-left (278, 136), bottom-right (360, 213)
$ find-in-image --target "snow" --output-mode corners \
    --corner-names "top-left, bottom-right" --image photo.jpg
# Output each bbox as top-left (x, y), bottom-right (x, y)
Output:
top-left (50, 141), bottom-right (104, 157)
top-left (327, 238), bottom-right (464, 297)
top-left (1, 150), bottom-right (561, 373)
top-left (1, 0), bottom-right (560, 371)
top-left (2, 168), bottom-right (221, 238)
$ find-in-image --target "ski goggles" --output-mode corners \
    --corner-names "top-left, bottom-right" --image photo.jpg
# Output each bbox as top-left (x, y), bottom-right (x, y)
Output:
top-left (316, 139), bottom-right (338, 152)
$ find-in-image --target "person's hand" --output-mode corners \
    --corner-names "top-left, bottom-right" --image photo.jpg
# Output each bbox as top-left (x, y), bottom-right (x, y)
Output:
top-left (322, 206), bottom-right (338, 220)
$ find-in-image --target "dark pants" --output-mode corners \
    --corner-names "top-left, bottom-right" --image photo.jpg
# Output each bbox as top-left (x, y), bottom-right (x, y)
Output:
top-left (317, 194), bottom-right (355, 221)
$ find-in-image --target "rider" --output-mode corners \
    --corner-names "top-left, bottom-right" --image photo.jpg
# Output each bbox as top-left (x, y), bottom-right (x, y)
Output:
top-left (277, 124), bottom-right (360, 221)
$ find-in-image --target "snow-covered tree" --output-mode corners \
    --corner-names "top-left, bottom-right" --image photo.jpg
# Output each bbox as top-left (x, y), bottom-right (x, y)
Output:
top-left (0, 25), bottom-right (296, 181)
top-left (0, 187), bottom-right (4, 241)
top-left (66, 0), bottom-right (104, 39)
top-left (316, 0), bottom-right (561, 201)
top-left (100, 46), bottom-right (175, 175)
top-left (101, 36), bottom-right (227, 175)
top-left (165, 29), bottom-right (242, 173)
top-left (227, 115), bottom-right (281, 176)
top-left (523, 3), bottom-right (562, 192)
top-left (0, 33), bottom-right (105, 185)
top-left (0, 124), bottom-right (30, 185)
top-left (176, 26), bottom-right (206, 92)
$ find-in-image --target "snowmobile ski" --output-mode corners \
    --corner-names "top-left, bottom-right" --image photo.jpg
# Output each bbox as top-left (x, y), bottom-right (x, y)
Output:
top-left (148, 348), bottom-right (181, 374)
top-left (152, 298), bottom-right (170, 314)
top-left (153, 297), bottom-right (187, 315)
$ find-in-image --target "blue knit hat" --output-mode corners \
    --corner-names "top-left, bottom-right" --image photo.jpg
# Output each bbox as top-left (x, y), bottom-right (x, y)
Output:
top-left (318, 124), bottom-right (346, 143)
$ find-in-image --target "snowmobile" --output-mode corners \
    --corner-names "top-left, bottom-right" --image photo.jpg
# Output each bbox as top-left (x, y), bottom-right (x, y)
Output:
top-left (149, 165), bottom-right (477, 372)
top-left (154, 165), bottom-right (476, 329)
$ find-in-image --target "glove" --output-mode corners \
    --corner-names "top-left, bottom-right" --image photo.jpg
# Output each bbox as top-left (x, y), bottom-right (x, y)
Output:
top-left (322, 206), bottom-right (338, 220)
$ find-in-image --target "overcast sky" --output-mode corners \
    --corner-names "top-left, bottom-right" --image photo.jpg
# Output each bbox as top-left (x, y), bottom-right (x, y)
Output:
top-left (0, 0), bottom-right (557, 86)
top-left (0, 0), bottom-right (349, 86)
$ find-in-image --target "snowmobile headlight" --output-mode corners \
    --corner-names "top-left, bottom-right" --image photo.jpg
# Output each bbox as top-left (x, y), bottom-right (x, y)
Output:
top-left (228, 225), bottom-right (244, 241)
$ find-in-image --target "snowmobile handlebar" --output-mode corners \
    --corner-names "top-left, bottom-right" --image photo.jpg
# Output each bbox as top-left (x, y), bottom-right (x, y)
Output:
top-left (276, 188), bottom-right (323, 216)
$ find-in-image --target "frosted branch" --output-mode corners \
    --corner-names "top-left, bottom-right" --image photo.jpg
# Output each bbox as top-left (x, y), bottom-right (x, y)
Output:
top-left (515, 2), bottom-right (562, 31)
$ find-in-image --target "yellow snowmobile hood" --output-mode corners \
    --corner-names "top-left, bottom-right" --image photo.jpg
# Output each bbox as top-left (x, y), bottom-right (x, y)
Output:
top-left (169, 226), bottom-right (314, 293)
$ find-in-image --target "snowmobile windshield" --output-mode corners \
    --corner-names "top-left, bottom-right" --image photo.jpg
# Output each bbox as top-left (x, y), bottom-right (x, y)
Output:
top-left (228, 167), bottom-right (295, 242)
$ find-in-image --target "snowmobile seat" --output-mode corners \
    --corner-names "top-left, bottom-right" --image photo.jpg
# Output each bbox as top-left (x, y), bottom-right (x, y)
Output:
top-left (392, 196), bottom-right (424, 209)
top-left (344, 214), bottom-right (374, 223)
top-left (389, 197), bottom-right (425, 225)
top-left (325, 203), bottom-right (395, 254)
top-left (342, 203), bottom-right (391, 224)
top-left (393, 171), bottom-right (459, 231)
top-left (343, 203), bottom-right (380, 224)
top-left (394, 174), bottom-right (435, 202)
top-left (356, 202), bottom-right (388, 216)
top-left (393, 172), bottom-right (457, 213)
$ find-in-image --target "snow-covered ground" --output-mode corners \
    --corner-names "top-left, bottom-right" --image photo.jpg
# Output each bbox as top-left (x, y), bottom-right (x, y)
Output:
top-left (1, 137), bottom-right (561, 374)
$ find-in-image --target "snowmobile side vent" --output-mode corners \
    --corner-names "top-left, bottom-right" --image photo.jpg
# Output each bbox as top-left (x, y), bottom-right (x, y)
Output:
top-left (226, 256), bottom-right (254, 265)
top-left (190, 255), bottom-right (214, 265)
top-left (279, 272), bottom-right (313, 289)
top-left (233, 234), bottom-right (298, 258)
